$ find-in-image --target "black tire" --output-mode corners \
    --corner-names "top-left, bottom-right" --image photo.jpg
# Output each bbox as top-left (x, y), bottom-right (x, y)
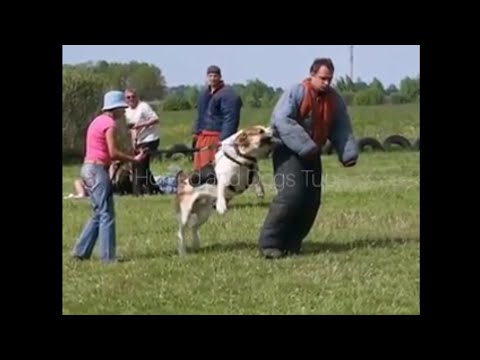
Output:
top-left (413, 138), bottom-right (420, 151)
top-left (357, 137), bottom-right (385, 152)
top-left (171, 153), bottom-right (186, 161)
top-left (383, 135), bottom-right (412, 151)
top-left (166, 143), bottom-right (191, 160)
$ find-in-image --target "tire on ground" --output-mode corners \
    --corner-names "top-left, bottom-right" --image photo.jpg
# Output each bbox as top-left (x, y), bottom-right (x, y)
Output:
top-left (357, 137), bottom-right (385, 152)
top-left (166, 143), bottom-right (191, 160)
top-left (171, 153), bottom-right (186, 161)
top-left (383, 135), bottom-right (412, 151)
top-left (413, 137), bottom-right (420, 150)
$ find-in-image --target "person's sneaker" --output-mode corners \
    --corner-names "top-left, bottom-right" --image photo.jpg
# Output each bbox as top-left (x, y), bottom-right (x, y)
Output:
top-left (261, 248), bottom-right (284, 259)
top-left (72, 255), bottom-right (88, 261)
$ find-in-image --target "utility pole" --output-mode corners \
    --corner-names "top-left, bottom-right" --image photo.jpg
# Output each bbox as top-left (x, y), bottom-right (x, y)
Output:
top-left (349, 45), bottom-right (354, 80)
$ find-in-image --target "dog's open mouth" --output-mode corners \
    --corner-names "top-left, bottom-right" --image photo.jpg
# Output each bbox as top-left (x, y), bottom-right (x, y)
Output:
top-left (260, 137), bottom-right (272, 145)
top-left (261, 135), bottom-right (282, 147)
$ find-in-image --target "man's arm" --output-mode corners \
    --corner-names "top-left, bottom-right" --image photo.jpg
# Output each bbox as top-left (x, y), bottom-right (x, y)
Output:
top-left (132, 103), bottom-right (159, 129)
top-left (106, 126), bottom-right (144, 163)
top-left (219, 90), bottom-right (242, 140)
top-left (133, 118), bottom-right (159, 129)
top-left (193, 101), bottom-right (202, 135)
top-left (271, 84), bottom-right (318, 157)
top-left (193, 89), bottom-right (208, 136)
top-left (328, 90), bottom-right (359, 167)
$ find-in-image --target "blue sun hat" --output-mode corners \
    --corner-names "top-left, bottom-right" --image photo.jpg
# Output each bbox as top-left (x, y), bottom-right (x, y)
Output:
top-left (102, 90), bottom-right (129, 111)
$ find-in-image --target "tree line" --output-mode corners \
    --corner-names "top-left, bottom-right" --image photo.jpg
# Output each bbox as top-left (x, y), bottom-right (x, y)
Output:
top-left (164, 75), bottom-right (419, 111)
top-left (63, 60), bottom-right (419, 111)
top-left (62, 60), bottom-right (419, 159)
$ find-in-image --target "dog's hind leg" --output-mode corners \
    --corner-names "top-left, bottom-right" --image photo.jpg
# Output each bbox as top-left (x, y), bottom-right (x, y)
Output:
top-left (177, 196), bottom-right (201, 256)
top-left (177, 223), bottom-right (187, 256)
top-left (177, 202), bottom-right (193, 256)
top-left (191, 225), bottom-right (200, 251)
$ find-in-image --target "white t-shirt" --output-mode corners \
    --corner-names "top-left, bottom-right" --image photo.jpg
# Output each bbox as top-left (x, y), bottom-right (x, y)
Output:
top-left (125, 101), bottom-right (160, 144)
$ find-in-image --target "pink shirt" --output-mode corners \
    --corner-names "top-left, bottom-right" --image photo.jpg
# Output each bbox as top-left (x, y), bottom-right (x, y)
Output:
top-left (84, 114), bottom-right (117, 164)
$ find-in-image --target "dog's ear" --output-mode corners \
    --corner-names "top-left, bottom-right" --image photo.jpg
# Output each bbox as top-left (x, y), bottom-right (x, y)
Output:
top-left (175, 170), bottom-right (188, 185)
top-left (235, 131), bottom-right (250, 147)
top-left (254, 126), bottom-right (266, 135)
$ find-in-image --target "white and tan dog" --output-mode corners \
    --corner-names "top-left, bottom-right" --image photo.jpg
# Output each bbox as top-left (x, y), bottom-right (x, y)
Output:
top-left (174, 125), bottom-right (277, 256)
top-left (213, 125), bottom-right (275, 214)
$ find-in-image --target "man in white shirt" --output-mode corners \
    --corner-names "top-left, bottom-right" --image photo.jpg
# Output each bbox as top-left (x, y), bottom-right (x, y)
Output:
top-left (125, 89), bottom-right (160, 195)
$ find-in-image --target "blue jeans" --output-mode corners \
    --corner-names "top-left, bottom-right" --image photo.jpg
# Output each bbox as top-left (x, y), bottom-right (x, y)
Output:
top-left (71, 164), bottom-right (116, 262)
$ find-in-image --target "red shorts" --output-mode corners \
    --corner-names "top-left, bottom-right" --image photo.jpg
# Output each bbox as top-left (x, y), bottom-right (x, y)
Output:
top-left (193, 131), bottom-right (221, 170)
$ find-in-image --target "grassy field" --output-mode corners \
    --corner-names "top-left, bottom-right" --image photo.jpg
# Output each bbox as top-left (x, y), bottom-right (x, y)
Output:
top-left (62, 152), bottom-right (420, 315)
top-left (154, 103), bottom-right (420, 149)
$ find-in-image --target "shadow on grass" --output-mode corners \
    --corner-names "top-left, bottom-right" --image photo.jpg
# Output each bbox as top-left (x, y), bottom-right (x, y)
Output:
top-left (200, 241), bottom-right (257, 253)
top-left (199, 236), bottom-right (418, 256)
top-left (131, 241), bottom-right (257, 259)
top-left (301, 236), bottom-right (419, 255)
top-left (131, 236), bottom-right (418, 259)
top-left (228, 202), bottom-right (271, 210)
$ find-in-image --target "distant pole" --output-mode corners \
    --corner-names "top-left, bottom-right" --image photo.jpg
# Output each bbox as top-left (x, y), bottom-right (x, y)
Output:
top-left (349, 45), bottom-right (354, 80)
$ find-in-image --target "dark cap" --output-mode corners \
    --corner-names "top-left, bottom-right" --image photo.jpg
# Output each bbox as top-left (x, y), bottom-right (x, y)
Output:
top-left (207, 65), bottom-right (221, 76)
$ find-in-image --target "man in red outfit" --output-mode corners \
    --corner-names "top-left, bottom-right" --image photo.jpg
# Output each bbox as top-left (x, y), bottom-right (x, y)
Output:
top-left (192, 65), bottom-right (243, 170)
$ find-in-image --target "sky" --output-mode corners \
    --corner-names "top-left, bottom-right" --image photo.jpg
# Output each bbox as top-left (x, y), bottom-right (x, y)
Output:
top-left (62, 45), bottom-right (420, 89)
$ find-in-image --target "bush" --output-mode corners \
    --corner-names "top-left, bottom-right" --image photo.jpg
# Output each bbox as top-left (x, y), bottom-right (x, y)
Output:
top-left (163, 94), bottom-right (192, 111)
top-left (388, 92), bottom-right (409, 105)
top-left (354, 88), bottom-right (385, 106)
top-left (339, 91), bottom-right (355, 106)
top-left (63, 68), bottom-right (131, 161)
top-left (63, 68), bottom-right (106, 157)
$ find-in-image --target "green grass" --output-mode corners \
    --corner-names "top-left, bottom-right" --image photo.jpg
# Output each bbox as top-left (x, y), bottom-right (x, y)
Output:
top-left (155, 103), bottom-right (420, 148)
top-left (62, 151), bottom-right (420, 315)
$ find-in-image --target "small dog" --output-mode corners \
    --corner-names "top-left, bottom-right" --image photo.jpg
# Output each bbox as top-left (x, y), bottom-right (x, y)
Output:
top-left (111, 161), bottom-right (133, 195)
top-left (174, 125), bottom-right (277, 256)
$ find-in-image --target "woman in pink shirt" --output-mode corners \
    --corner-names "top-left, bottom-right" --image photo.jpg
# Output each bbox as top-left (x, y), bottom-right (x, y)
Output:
top-left (71, 90), bottom-right (146, 263)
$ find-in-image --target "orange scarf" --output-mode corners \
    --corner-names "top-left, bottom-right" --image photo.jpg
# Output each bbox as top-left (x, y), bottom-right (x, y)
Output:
top-left (298, 78), bottom-right (336, 146)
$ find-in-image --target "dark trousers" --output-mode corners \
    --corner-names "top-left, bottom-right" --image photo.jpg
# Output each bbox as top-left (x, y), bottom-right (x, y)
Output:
top-left (258, 145), bottom-right (322, 253)
top-left (133, 139), bottom-right (159, 195)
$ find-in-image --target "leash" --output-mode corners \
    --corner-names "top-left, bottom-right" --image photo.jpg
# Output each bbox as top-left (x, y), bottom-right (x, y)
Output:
top-left (111, 143), bottom-right (219, 176)
top-left (148, 143), bottom-right (220, 157)
top-left (111, 141), bottom-right (254, 178)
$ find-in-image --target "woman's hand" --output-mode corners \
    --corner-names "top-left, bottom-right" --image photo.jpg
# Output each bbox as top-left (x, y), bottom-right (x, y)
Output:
top-left (134, 148), bottom-right (148, 163)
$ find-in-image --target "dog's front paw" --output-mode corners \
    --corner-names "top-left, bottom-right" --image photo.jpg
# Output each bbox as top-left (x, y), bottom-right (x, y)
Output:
top-left (177, 244), bottom-right (187, 257)
top-left (216, 198), bottom-right (228, 215)
top-left (192, 236), bottom-right (200, 251)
